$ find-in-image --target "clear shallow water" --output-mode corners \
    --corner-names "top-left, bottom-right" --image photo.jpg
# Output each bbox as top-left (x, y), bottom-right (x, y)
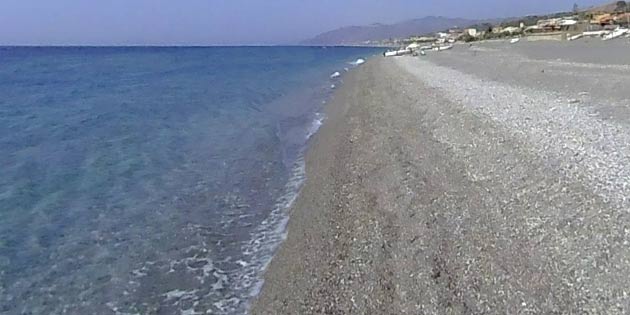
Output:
top-left (0, 46), bottom-right (379, 314)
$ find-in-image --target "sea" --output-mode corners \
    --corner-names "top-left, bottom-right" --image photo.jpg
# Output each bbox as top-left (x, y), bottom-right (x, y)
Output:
top-left (0, 46), bottom-right (379, 314)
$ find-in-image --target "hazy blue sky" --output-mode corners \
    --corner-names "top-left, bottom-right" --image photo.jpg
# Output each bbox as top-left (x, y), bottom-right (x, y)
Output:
top-left (0, 0), bottom-right (603, 45)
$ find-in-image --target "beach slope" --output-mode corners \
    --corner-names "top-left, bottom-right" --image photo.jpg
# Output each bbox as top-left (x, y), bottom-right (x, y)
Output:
top-left (252, 42), bottom-right (630, 314)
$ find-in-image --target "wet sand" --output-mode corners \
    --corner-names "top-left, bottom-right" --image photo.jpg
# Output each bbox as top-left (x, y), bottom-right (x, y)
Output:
top-left (251, 40), bottom-right (630, 314)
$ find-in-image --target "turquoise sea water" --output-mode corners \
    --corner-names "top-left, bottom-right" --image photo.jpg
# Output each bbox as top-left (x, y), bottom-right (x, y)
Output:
top-left (0, 46), bottom-right (379, 314)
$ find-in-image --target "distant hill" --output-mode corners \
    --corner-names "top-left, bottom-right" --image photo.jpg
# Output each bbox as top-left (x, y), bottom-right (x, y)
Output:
top-left (302, 16), bottom-right (481, 45)
top-left (586, 1), bottom-right (621, 13)
top-left (302, 1), bottom-right (626, 46)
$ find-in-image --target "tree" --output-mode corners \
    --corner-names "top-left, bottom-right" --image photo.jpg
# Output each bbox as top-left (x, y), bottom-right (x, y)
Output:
top-left (573, 3), bottom-right (579, 14)
top-left (459, 34), bottom-right (477, 43)
top-left (615, 1), bottom-right (628, 12)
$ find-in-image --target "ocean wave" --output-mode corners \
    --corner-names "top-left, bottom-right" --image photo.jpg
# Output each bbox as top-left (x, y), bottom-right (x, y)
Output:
top-left (234, 156), bottom-right (306, 314)
top-left (306, 112), bottom-right (326, 140)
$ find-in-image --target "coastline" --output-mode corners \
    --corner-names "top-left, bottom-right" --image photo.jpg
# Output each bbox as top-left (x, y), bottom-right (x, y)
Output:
top-left (249, 60), bottom-right (368, 314)
top-left (251, 41), bottom-right (630, 314)
top-left (0, 47), bottom-right (379, 315)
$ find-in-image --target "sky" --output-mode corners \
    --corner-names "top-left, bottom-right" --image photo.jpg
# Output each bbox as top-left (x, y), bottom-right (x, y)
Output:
top-left (0, 0), bottom-right (605, 45)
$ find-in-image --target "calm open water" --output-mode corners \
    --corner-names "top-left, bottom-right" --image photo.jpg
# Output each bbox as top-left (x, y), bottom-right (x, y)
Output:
top-left (0, 46), bottom-right (379, 314)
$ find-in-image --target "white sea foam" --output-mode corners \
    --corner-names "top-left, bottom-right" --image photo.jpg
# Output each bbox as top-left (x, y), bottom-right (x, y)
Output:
top-left (198, 58), bottom-right (366, 315)
top-left (350, 58), bottom-right (366, 66)
top-left (306, 112), bottom-right (325, 140)
top-left (229, 152), bottom-right (308, 315)
top-left (164, 289), bottom-right (198, 301)
top-left (235, 60), bottom-right (367, 314)
top-left (105, 68), bottom-right (349, 315)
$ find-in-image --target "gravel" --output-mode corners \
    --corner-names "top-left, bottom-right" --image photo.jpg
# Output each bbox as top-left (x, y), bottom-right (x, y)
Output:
top-left (397, 51), bottom-right (630, 210)
top-left (252, 42), bottom-right (630, 314)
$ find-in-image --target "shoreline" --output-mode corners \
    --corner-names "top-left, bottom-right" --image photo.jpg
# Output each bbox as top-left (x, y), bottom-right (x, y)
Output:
top-left (251, 41), bottom-right (630, 314)
top-left (249, 61), bottom-right (366, 314)
top-left (242, 54), bottom-right (375, 312)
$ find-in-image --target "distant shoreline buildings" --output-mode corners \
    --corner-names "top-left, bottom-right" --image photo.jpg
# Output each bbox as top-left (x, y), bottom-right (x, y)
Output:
top-left (374, 1), bottom-right (630, 47)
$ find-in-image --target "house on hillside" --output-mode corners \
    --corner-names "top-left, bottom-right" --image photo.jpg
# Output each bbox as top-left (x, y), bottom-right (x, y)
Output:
top-left (408, 36), bottom-right (437, 43)
top-left (592, 12), bottom-right (630, 26)
top-left (465, 28), bottom-right (479, 37)
top-left (501, 26), bottom-right (522, 34)
top-left (588, 0), bottom-right (630, 26)
top-left (448, 28), bottom-right (464, 36)
top-left (614, 12), bottom-right (630, 26)
top-left (535, 17), bottom-right (580, 32)
top-left (436, 32), bottom-right (449, 38)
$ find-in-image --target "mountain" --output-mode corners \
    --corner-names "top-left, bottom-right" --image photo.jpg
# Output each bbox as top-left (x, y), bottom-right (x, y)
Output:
top-left (585, 1), bottom-right (622, 13)
top-left (302, 16), bottom-right (481, 45)
top-left (584, 1), bottom-right (617, 12)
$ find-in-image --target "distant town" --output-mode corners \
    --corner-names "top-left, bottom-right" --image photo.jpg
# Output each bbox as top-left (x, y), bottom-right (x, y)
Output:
top-left (369, 1), bottom-right (630, 47)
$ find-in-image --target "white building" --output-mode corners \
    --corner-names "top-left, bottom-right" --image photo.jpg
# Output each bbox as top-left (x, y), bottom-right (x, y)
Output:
top-left (465, 28), bottom-right (478, 37)
top-left (501, 26), bottom-right (522, 34)
top-left (436, 32), bottom-right (449, 38)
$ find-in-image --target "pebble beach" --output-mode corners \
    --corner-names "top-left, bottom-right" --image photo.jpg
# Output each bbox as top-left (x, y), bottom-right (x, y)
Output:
top-left (251, 39), bottom-right (630, 314)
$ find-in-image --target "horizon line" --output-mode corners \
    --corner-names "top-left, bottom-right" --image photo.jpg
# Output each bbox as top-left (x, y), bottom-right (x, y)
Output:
top-left (0, 44), bottom-right (385, 48)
